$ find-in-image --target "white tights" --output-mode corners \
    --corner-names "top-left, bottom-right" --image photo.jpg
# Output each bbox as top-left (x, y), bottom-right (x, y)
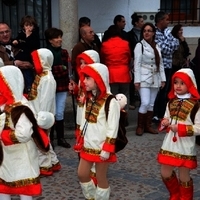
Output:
top-left (0, 194), bottom-right (33, 200)
top-left (0, 194), bottom-right (11, 200)
top-left (20, 195), bottom-right (33, 200)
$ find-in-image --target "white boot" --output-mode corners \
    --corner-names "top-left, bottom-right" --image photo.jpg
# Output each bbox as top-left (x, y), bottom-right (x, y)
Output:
top-left (20, 195), bottom-right (33, 200)
top-left (0, 194), bottom-right (11, 200)
top-left (95, 186), bottom-right (110, 200)
top-left (80, 180), bottom-right (96, 199)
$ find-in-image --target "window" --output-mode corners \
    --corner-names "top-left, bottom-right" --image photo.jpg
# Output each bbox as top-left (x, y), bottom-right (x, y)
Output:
top-left (160, 0), bottom-right (200, 24)
top-left (0, 0), bottom-right (51, 46)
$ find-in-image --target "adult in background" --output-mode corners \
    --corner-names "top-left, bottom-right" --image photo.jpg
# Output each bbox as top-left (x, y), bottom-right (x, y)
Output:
top-left (192, 38), bottom-right (200, 93)
top-left (127, 13), bottom-right (144, 110)
top-left (171, 24), bottom-right (190, 75)
top-left (71, 25), bottom-right (99, 83)
top-left (128, 13), bottom-right (144, 56)
top-left (102, 15), bottom-right (129, 42)
top-left (191, 38), bottom-right (200, 146)
top-left (134, 22), bottom-right (166, 136)
top-left (153, 11), bottom-right (179, 122)
top-left (0, 22), bottom-right (19, 65)
top-left (45, 27), bottom-right (71, 148)
top-left (12, 15), bottom-right (40, 94)
top-left (78, 17), bottom-right (101, 50)
top-left (100, 25), bottom-right (131, 108)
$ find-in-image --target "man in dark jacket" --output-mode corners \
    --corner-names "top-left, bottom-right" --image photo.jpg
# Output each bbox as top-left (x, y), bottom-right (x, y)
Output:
top-left (71, 25), bottom-right (99, 83)
top-left (102, 15), bottom-right (129, 42)
top-left (0, 22), bottom-right (19, 65)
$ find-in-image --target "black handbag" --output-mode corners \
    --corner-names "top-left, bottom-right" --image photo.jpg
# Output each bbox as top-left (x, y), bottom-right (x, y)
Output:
top-left (105, 95), bottom-right (128, 153)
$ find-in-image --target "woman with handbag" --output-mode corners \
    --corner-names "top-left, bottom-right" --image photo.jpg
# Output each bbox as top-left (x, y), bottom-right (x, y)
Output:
top-left (134, 22), bottom-right (166, 136)
top-left (74, 63), bottom-right (120, 200)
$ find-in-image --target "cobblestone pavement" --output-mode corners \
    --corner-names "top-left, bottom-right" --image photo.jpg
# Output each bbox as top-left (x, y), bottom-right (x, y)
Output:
top-left (11, 97), bottom-right (200, 200)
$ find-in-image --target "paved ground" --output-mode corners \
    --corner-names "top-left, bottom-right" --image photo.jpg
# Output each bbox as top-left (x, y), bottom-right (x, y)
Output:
top-left (12, 96), bottom-right (200, 200)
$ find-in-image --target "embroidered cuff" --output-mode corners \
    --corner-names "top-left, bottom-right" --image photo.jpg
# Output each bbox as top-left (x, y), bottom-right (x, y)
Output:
top-left (178, 124), bottom-right (193, 137)
top-left (102, 142), bottom-right (115, 153)
top-left (37, 127), bottom-right (50, 148)
top-left (1, 129), bottom-right (18, 145)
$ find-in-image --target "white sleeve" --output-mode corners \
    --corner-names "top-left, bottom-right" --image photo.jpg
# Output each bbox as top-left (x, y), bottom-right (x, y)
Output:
top-left (134, 42), bottom-right (143, 83)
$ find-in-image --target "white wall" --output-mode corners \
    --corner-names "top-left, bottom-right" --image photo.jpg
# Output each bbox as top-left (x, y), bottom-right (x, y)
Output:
top-left (50, 0), bottom-right (200, 38)
top-left (78, 0), bottom-right (200, 37)
top-left (78, 0), bottom-right (159, 32)
top-left (51, 0), bottom-right (60, 28)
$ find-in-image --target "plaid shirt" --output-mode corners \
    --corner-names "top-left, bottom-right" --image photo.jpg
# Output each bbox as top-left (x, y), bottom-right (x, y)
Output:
top-left (155, 27), bottom-right (179, 69)
top-left (52, 49), bottom-right (70, 92)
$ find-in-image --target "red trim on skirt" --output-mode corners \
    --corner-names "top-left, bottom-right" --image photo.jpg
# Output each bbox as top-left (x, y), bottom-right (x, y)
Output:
top-left (0, 183), bottom-right (42, 196)
top-left (80, 151), bottom-right (117, 162)
top-left (157, 153), bottom-right (197, 169)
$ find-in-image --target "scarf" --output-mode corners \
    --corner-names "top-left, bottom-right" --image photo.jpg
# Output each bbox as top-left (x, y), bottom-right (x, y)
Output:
top-left (47, 44), bottom-right (62, 65)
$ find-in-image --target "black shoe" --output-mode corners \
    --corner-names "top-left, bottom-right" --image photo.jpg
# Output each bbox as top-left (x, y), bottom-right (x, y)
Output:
top-left (152, 116), bottom-right (161, 124)
top-left (57, 138), bottom-right (71, 148)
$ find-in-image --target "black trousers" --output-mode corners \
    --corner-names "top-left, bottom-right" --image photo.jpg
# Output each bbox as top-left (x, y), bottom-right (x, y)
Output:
top-left (153, 68), bottom-right (172, 119)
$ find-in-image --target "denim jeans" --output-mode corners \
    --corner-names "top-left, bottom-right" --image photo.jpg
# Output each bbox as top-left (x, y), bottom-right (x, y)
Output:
top-left (55, 91), bottom-right (67, 121)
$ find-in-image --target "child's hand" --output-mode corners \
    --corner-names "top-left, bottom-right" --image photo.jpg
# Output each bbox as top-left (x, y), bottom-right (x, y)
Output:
top-left (158, 118), bottom-right (170, 132)
top-left (12, 40), bottom-right (18, 45)
top-left (25, 26), bottom-right (33, 37)
top-left (169, 124), bottom-right (178, 133)
top-left (68, 80), bottom-right (76, 93)
top-left (134, 83), bottom-right (140, 91)
top-left (78, 93), bottom-right (85, 104)
top-left (161, 118), bottom-right (170, 127)
top-left (100, 150), bottom-right (110, 161)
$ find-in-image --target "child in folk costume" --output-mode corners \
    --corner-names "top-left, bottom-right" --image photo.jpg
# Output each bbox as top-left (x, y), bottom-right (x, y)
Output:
top-left (0, 66), bottom-right (49, 200)
top-left (76, 63), bottom-right (120, 200)
top-left (157, 68), bottom-right (200, 199)
top-left (69, 50), bottom-right (100, 135)
top-left (28, 48), bottom-right (61, 176)
top-left (69, 50), bottom-right (100, 184)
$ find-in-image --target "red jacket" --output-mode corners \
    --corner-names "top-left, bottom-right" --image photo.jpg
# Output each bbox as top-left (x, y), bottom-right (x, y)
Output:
top-left (100, 37), bottom-right (131, 83)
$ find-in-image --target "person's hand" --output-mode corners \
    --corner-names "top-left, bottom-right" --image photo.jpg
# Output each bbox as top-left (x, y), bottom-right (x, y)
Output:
top-left (169, 124), bottom-right (178, 133)
top-left (161, 118), bottom-right (170, 127)
top-left (160, 82), bottom-right (165, 89)
top-left (14, 60), bottom-right (33, 69)
top-left (100, 150), bottom-right (110, 161)
top-left (12, 40), bottom-right (18, 45)
top-left (25, 26), bottom-right (33, 37)
top-left (68, 80), bottom-right (76, 93)
top-left (158, 118), bottom-right (170, 132)
top-left (134, 83), bottom-right (140, 91)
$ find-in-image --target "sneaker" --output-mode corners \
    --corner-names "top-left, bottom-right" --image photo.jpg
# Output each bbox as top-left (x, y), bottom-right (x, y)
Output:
top-left (152, 116), bottom-right (160, 123)
top-left (57, 138), bottom-right (71, 148)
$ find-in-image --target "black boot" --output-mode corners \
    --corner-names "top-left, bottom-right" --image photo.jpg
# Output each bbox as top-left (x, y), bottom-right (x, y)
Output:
top-left (55, 120), bottom-right (71, 148)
